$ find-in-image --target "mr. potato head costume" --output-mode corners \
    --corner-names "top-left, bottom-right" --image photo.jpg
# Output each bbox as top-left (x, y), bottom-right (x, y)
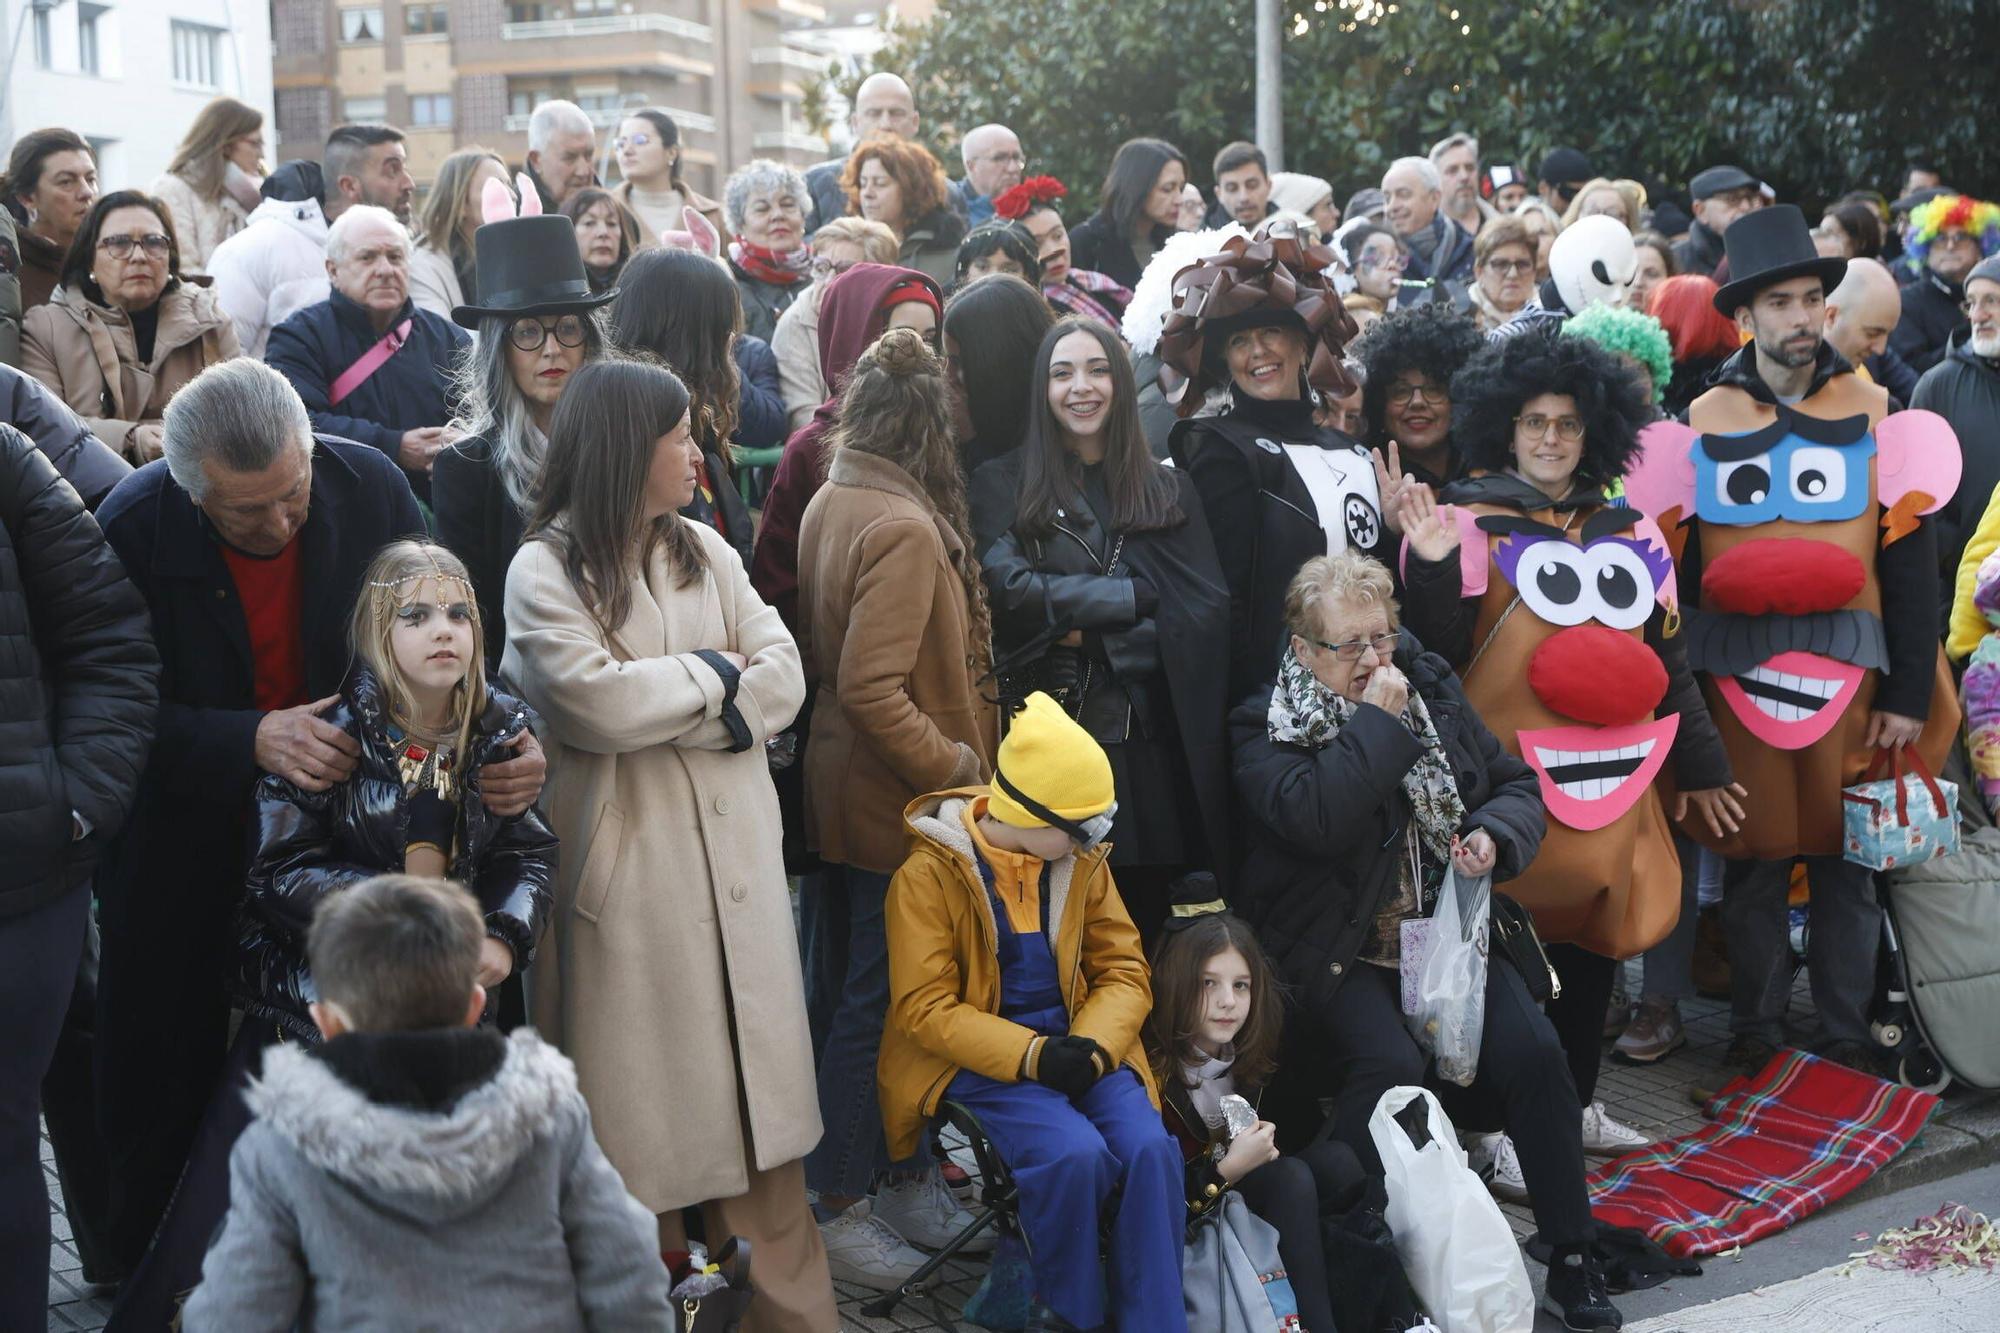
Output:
top-left (1625, 205), bottom-right (1963, 1052)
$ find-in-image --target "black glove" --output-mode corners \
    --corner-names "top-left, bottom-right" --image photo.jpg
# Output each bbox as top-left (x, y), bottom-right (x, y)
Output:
top-left (1129, 573), bottom-right (1159, 618)
top-left (1035, 1036), bottom-right (1106, 1098)
top-left (405, 788), bottom-right (456, 852)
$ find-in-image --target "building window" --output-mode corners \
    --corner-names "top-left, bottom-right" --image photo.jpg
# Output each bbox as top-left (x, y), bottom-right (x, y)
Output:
top-left (339, 7), bottom-right (384, 43)
top-left (509, 91), bottom-right (534, 117)
top-left (343, 96), bottom-right (388, 122)
top-left (409, 94), bottom-right (453, 128)
top-left (507, 3), bottom-right (545, 22)
top-left (573, 0), bottom-right (616, 14)
top-left (406, 3), bottom-right (448, 36)
top-left (32, 7), bottom-right (51, 68)
top-left (171, 21), bottom-right (225, 89)
top-left (77, 3), bottom-right (106, 75)
top-left (573, 91), bottom-right (630, 116)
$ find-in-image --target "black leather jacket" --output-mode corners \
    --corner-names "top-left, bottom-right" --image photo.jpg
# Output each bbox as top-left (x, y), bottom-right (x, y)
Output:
top-left (233, 668), bottom-right (558, 1042)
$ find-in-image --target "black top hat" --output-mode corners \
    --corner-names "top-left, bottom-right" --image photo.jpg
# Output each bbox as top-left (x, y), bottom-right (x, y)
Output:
top-left (451, 215), bottom-right (617, 328)
top-left (1711, 204), bottom-right (1847, 315)
top-left (1160, 872), bottom-right (1233, 934)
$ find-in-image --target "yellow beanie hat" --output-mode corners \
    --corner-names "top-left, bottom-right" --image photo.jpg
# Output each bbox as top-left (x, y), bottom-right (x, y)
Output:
top-left (988, 691), bottom-right (1116, 830)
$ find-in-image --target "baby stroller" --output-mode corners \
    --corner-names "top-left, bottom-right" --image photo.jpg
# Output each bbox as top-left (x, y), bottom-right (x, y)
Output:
top-left (1869, 743), bottom-right (2000, 1094)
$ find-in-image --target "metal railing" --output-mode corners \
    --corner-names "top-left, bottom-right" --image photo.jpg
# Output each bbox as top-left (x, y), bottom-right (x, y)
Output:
top-left (503, 106), bottom-right (718, 134)
top-left (500, 14), bottom-right (712, 44)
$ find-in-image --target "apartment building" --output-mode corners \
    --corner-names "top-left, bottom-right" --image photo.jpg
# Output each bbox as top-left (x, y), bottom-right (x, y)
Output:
top-left (0, 0), bottom-right (275, 188)
top-left (270, 0), bottom-right (834, 193)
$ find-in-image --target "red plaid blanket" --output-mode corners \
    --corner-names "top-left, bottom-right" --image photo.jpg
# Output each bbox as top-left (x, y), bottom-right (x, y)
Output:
top-left (1586, 1049), bottom-right (1941, 1257)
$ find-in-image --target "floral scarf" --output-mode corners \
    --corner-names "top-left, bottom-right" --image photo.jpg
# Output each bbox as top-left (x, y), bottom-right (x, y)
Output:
top-left (1044, 269), bottom-right (1132, 325)
top-left (1267, 642), bottom-right (1466, 871)
top-left (729, 239), bottom-right (812, 289)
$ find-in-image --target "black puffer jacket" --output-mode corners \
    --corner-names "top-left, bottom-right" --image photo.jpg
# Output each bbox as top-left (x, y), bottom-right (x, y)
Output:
top-left (0, 424), bottom-right (158, 917)
top-left (1, 363), bottom-right (131, 509)
top-left (1230, 636), bottom-right (1543, 1019)
top-left (235, 667), bottom-right (558, 1042)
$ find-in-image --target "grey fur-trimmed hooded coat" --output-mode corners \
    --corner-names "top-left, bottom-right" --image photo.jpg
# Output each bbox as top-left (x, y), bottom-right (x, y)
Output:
top-left (180, 1027), bottom-right (671, 1332)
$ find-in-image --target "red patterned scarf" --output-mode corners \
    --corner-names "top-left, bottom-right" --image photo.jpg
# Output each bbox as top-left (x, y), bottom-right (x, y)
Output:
top-left (730, 239), bottom-right (811, 289)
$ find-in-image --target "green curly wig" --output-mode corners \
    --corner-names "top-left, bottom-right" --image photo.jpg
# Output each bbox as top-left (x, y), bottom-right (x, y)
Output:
top-left (1560, 304), bottom-right (1672, 406)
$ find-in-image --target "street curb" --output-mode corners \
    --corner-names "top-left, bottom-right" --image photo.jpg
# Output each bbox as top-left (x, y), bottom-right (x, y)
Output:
top-left (1841, 1091), bottom-right (2000, 1210)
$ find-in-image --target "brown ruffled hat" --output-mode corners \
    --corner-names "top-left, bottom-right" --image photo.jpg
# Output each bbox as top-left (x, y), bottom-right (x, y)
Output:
top-left (1157, 218), bottom-right (1359, 417)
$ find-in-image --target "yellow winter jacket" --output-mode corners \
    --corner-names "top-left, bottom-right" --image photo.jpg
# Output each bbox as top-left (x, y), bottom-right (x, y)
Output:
top-left (877, 787), bottom-right (1159, 1161)
top-left (1948, 484), bottom-right (2000, 662)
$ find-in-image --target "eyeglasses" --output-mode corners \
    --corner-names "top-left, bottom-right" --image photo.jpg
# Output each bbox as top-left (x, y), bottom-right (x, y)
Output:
top-left (99, 233), bottom-right (170, 260)
top-left (810, 256), bottom-right (858, 281)
top-left (975, 151), bottom-right (1027, 168)
top-left (1483, 257), bottom-right (1533, 276)
top-left (1515, 413), bottom-right (1586, 442)
top-left (1387, 381), bottom-right (1446, 406)
top-left (508, 315), bottom-right (587, 351)
top-left (1305, 631), bottom-right (1399, 663)
top-left (1358, 252), bottom-right (1408, 272)
top-left (1963, 293), bottom-right (2000, 317)
top-left (611, 133), bottom-right (653, 150)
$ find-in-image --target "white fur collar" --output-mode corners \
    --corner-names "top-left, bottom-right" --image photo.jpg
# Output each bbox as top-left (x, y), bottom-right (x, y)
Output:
top-left (248, 1028), bottom-right (576, 1201)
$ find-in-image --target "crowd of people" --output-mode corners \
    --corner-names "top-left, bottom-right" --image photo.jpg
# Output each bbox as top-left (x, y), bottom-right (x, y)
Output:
top-left (3, 72), bottom-right (1997, 1333)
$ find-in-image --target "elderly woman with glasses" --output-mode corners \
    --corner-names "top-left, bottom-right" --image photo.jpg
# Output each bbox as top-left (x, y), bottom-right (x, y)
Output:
top-left (724, 159), bottom-right (813, 343)
top-left (432, 209), bottom-right (616, 660)
top-left (1455, 216), bottom-right (1538, 332)
top-left (1392, 327), bottom-right (1737, 1228)
top-left (1230, 548), bottom-right (1625, 1331)
top-left (771, 216), bottom-right (902, 430)
top-left (22, 189), bottom-right (239, 463)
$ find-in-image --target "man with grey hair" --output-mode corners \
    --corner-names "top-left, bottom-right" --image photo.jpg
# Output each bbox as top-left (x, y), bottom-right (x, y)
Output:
top-left (1383, 154), bottom-right (1473, 284)
top-left (953, 123), bottom-right (1025, 226)
top-left (265, 205), bottom-right (469, 500)
top-left (92, 358), bottom-right (544, 1278)
top-left (525, 99), bottom-right (598, 212)
top-left (1916, 253), bottom-right (2000, 590)
top-left (1430, 131), bottom-right (1491, 236)
top-left (804, 71), bottom-right (925, 229)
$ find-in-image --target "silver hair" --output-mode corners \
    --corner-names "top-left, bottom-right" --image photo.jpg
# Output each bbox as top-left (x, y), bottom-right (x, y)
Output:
top-left (446, 310), bottom-right (611, 513)
top-left (1385, 156), bottom-right (1442, 193)
top-left (723, 159), bottom-right (809, 235)
top-left (325, 204), bottom-right (411, 264)
top-left (959, 123), bottom-right (1012, 169)
top-left (162, 360), bottom-right (314, 503)
top-left (1428, 132), bottom-right (1479, 165)
top-left (528, 99), bottom-right (593, 155)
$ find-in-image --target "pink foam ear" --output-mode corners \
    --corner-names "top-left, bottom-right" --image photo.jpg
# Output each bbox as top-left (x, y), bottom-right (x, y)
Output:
top-left (1876, 408), bottom-right (1961, 514)
top-left (1454, 504), bottom-right (1488, 598)
top-left (515, 173), bottom-right (542, 218)
top-left (480, 177), bottom-right (516, 226)
top-left (1633, 515), bottom-right (1679, 610)
top-left (682, 206), bottom-right (720, 258)
top-left (1625, 420), bottom-right (1699, 526)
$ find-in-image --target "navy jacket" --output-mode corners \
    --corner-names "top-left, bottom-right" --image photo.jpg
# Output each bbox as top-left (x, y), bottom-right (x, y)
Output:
top-left (94, 437), bottom-right (425, 916)
top-left (266, 290), bottom-right (470, 499)
top-left (735, 334), bottom-right (787, 449)
top-left (1891, 270), bottom-right (1967, 378)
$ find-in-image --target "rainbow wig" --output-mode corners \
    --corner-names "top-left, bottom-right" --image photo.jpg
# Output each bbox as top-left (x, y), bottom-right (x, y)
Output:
top-left (1903, 194), bottom-right (2000, 276)
top-left (1561, 304), bottom-right (1672, 406)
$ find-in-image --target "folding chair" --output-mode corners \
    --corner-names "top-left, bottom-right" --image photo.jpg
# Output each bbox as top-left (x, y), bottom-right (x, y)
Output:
top-left (861, 1100), bottom-right (1021, 1323)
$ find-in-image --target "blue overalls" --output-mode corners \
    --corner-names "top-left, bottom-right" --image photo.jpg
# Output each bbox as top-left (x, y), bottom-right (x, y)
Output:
top-left (945, 847), bottom-right (1187, 1332)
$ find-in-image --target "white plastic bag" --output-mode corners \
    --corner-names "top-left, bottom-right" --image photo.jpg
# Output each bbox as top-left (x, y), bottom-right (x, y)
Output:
top-left (1369, 1086), bottom-right (1534, 1333)
top-left (1403, 868), bottom-right (1490, 1086)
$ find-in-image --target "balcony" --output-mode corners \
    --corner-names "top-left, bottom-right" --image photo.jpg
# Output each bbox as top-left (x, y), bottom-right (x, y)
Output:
top-left (748, 0), bottom-right (827, 21)
top-left (505, 106), bottom-right (718, 135)
top-left (502, 14), bottom-right (712, 44)
top-left (750, 46), bottom-right (829, 74)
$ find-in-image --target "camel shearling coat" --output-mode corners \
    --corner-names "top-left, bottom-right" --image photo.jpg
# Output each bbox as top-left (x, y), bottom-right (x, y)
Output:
top-left (798, 447), bottom-right (998, 873)
top-left (501, 519), bottom-right (817, 1213)
top-left (21, 280), bottom-right (238, 460)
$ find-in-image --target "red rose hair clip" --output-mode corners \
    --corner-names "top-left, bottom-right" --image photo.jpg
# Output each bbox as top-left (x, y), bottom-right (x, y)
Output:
top-left (994, 176), bottom-right (1067, 221)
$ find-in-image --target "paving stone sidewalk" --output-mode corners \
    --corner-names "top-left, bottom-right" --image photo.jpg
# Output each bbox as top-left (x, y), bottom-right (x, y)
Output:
top-left (46, 965), bottom-right (2000, 1332)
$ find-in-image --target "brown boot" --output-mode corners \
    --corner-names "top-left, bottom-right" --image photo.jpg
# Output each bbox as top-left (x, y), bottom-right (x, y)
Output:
top-left (1692, 904), bottom-right (1731, 999)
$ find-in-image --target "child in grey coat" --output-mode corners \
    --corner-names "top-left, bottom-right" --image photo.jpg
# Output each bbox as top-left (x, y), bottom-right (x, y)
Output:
top-left (181, 874), bottom-right (671, 1332)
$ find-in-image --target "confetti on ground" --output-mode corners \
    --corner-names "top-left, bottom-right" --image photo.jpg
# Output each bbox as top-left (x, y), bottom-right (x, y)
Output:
top-left (1842, 1203), bottom-right (2000, 1274)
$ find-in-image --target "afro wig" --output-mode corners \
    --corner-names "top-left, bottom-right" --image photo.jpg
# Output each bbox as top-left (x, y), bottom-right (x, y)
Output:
top-left (1560, 304), bottom-right (1672, 405)
top-left (1449, 325), bottom-right (1653, 493)
top-left (1352, 302), bottom-right (1484, 449)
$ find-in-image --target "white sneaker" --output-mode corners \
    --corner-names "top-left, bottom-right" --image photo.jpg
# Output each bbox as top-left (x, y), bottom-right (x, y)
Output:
top-left (818, 1199), bottom-right (928, 1291)
top-left (873, 1167), bottom-right (995, 1253)
top-left (1580, 1101), bottom-right (1651, 1158)
top-left (1464, 1130), bottom-right (1530, 1204)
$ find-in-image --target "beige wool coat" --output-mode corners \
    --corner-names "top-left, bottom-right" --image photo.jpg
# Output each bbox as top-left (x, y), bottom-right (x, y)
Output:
top-left (798, 447), bottom-right (997, 874)
top-left (21, 280), bottom-right (239, 461)
top-left (501, 519), bottom-right (818, 1214)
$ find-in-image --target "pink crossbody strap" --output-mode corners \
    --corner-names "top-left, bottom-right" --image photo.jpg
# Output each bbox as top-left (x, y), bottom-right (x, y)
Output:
top-left (328, 318), bottom-right (412, 407)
